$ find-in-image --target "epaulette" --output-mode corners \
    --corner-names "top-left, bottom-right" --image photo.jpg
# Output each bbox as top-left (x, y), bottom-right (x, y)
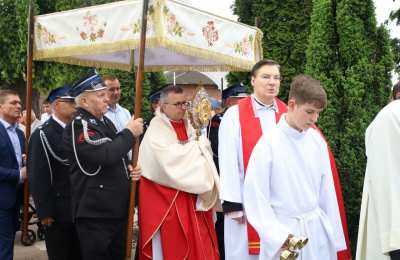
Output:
top-left (38, 120), bottom-right (50, 130)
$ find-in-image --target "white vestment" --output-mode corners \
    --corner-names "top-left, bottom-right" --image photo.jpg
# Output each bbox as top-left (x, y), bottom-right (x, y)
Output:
top-left (356, 100), bottom-right (400, 260)
top-left (139, 111), bottom-right (220, 260)
top-left (244, 116), bottom-right (346, 260)
top-left (218, 96), bottom-right (277, 259)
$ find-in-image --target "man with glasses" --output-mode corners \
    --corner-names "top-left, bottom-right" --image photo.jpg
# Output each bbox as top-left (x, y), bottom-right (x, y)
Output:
top-left (218, 59), bottom-right (287, 259)
top-left (138, 85), bottom-right (220, 260)
top-left (28, 85), bottom-right (82, 260)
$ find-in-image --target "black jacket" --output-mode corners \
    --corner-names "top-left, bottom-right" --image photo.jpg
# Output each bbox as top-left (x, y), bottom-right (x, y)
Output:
top-left (28, 117), bottom-right (73, 222)
top-left (63, 108), bottom-right (134, 219)
top-left (0, 121), bottom-right (24, 210)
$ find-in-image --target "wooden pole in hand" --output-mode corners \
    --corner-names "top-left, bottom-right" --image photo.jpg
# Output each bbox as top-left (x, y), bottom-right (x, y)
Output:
top-left (125, 0), bottom-right (149, 258)
top-left (22, 0), bottom-right (34, 246)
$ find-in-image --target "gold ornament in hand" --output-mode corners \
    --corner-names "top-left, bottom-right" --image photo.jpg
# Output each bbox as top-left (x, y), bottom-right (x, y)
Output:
top-left (187, 86), bottom-right (212, 140)
top-left (280, 235), bottom-right (309, 260)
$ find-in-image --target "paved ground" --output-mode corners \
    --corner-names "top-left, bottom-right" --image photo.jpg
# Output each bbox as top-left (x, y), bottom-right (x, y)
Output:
top-left (14, 231), bottom-right (47, 260)
top-left (14, 213), bottom-right (138, 260)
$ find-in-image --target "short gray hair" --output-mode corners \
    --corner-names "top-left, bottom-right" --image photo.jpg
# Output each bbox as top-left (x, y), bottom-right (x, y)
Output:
top-left (159, 85), bottom-right (184, 104)
top-left (74, 92), bottom-right (88, 107)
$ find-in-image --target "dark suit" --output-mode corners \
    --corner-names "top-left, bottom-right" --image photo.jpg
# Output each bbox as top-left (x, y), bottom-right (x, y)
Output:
top-left (207, 112), bottom-right (225, 260)
top-left (0, 119), bottom-right (24, 260)
top-left (63, 108), bottom-right (135, 260)
top-left (28, 117), bottom-right (81, 260)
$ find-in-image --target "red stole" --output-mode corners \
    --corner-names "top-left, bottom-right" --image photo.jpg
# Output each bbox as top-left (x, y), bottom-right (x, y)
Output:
top-left (313, 127), bottom-right (352, 260)
top-left (138, 120), bottom-right (219, 260)
top-left (238, 96), bottom-right (287, 255)
top-left (170, 120), bottom-right (188, 141)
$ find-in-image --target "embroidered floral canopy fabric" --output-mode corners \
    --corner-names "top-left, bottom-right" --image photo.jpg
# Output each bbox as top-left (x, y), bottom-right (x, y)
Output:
top-left (33, 0), bottom-right (263, 72)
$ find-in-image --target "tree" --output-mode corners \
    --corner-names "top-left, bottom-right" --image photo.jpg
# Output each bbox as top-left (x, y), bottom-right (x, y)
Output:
top-left (306, 0), bottom-right (394, 251)
top-left (389, 0), bottom-right (400, 24)
top-left (392, 38), bottom-right (400, 76)
top-left (390, 2), bottom-right (400, 76)
top-left (230, 0), bottom-right (313, 100)
top-left (0, 0), bottom-right (164, 121)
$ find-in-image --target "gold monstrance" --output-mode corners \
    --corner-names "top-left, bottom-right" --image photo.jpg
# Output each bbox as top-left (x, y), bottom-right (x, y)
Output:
top-left (188, 86), bottom-right (212, 140)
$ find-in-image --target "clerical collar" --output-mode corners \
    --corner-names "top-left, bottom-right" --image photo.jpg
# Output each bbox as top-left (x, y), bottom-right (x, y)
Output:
top-left (279, 114), bottom-right (308, 139)
top-left (252, 95), bottom-right (277, 112)
top-left (52, 115), bottom-right (66, 128)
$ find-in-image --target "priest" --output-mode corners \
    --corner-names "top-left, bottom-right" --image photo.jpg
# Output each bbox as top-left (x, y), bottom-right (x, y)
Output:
top-left (243, 75), bottom-right (348, 260)
top-left (356, 97), bottom-right (400, 260)
top-left (218, 59), bottom-right (287, 259)
top-left (138, 85), bottom-right (220, 260)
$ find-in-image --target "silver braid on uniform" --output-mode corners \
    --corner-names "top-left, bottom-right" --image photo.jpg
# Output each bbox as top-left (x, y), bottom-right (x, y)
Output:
top-left (72, 119), bottom-right (102, 176)
top-left (39, 130), bottom-right (69, 165)
top-left (122, 158), bottom-right (130, 180)
top-left (83, 119), bottom-right (129, 179)
top-left (81, 119), bottom-right (112, 145)
top-left (39, 130), bottom-right (54, 184)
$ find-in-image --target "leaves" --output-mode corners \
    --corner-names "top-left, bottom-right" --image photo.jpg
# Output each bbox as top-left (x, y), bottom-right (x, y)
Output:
top-left (306, 0), bottom-right (393, 252)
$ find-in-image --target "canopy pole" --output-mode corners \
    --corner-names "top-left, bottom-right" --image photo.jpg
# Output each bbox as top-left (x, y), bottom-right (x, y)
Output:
top-left (126, 0), bottom-right (149, 258)
top-left (21, 0), bottom-right (34, 246)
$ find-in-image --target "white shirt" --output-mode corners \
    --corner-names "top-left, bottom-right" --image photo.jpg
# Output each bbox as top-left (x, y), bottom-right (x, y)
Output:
top-left (244, 116), bottom-right (346, 260)
top-left (40, 113), bottom-right (50, 123)
top-left (52, 115), bottom-right (66, 128)
top-left (105, 103), bottom-right (131, 132)
top-left (0, 117), bottom-right (23, 182)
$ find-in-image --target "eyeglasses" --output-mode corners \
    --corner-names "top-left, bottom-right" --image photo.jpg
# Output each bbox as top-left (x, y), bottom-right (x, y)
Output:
top-left (165, 101), bottom-right (189, 108)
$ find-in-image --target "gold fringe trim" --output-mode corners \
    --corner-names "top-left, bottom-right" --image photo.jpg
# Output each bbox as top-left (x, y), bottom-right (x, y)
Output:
top-left (34, 0), bottom-right (264, 70)
top-left (35, 38), bottom-right (258, 71)
top-left (40, 59), bottom-right (246, 72)
top-left (34, 38), bottom-right (155, 60)
top-left (142, 65), bottom-right (246, 72)
top-left (42, 57), bottom-right (133, 71)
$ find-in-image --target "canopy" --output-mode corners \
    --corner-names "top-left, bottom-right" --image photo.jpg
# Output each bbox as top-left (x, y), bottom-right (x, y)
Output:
top-left (33, 0), bottom-right (263, 72)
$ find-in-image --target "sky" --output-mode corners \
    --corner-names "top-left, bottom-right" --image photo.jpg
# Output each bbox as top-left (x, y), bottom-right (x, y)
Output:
top-left (185, 0), bottom-right (400, 82)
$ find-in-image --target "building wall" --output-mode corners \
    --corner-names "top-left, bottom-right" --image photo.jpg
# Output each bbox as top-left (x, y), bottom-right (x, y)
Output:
top-left (179, 84), bottom-right (221, 101)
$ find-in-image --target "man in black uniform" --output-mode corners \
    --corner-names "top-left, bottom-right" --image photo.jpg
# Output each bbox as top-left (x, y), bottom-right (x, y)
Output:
top-left (28, 85), bottom-right (81, 260)
top-left (207, 83), bottom-right (248, 260)
top-left (63, 71), bottom-right (143, 260)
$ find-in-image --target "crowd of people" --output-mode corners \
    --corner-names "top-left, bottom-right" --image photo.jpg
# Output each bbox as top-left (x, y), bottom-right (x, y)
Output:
top-left (0, 60), bottom-right (399, 260)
